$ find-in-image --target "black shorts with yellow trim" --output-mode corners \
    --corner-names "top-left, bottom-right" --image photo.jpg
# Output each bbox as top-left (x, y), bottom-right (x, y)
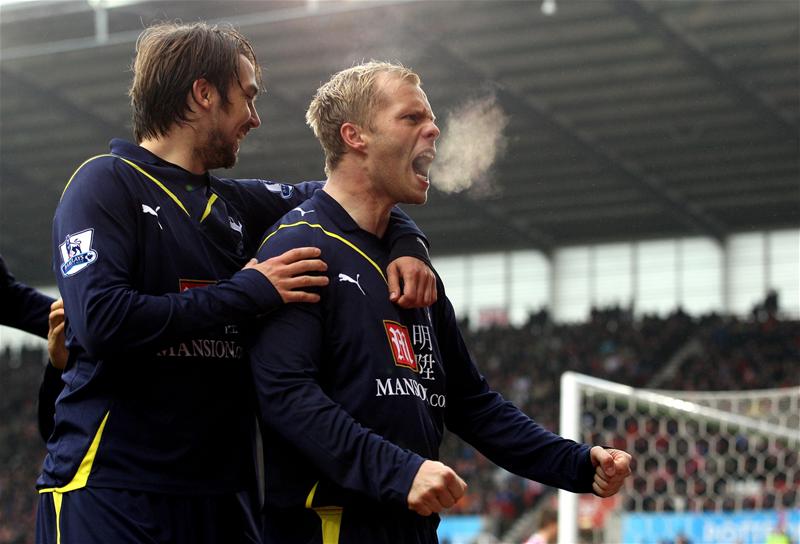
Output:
top-left (262, 506), bottom-right (440, 544)
top-left (262, 482), bottom-right (440, 544)
top-left (36, 487), bottom-right (261, 544)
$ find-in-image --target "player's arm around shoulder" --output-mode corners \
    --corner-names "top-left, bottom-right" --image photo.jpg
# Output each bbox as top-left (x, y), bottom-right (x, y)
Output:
top-left (385, 211), bottom-right (437, 309)
top-left (217, 178), bottom-right (323, 245)
top-left (234, 178), bottom-right (323, 214)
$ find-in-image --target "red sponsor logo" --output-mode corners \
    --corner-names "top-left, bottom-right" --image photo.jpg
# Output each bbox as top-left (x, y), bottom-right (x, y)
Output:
top-left (179, 279), bottom-right (216, 292)
top-left (383, 320), bottom-right (417, 372)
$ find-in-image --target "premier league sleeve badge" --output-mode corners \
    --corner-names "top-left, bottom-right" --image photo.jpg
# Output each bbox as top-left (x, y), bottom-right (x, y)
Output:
top-left (59, 229), bottom-right (99, 277)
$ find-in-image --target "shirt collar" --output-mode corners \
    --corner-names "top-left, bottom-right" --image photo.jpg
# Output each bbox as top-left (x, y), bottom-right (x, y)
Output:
top-left (109, 138), bottom-right (162, 165)
top-left (309, 189), bottom-right (363, 234)
top-left (109, 138), bottom-right (210, 186)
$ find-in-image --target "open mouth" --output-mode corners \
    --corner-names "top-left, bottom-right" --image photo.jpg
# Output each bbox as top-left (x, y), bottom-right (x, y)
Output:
top-left (412, 150), bottom-right (435, 182)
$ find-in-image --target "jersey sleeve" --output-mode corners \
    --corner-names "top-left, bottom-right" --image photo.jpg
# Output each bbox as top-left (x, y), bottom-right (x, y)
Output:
top-left (54, 158), bottom-right (282, 360)
top-left (434, 279), bottom-right (595, 493)
top-left (386, 207), bottom-right (431, 266)
top-left (0, 254), bottom-right (54, 338)
top-left (250, 226), bottom-right (425, 506)
top-left (224, 179), bottom-right (324, 252)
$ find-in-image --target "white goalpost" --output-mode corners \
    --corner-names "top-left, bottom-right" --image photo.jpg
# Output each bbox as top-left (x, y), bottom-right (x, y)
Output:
top-left (557, 372), bottom-right (800, 544)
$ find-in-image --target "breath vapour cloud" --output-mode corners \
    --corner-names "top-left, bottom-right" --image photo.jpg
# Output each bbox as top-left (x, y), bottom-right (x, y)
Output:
top-left (430, 94), bottom-right (509, 195)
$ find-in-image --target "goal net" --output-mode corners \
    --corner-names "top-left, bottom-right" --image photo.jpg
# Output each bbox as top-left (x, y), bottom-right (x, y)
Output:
top-left (557, 372), bottom-right (800, 544)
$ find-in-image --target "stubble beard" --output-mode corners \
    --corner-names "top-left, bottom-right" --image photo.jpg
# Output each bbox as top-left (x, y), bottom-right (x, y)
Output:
top-left (197, 127), bottom-right (238, 171)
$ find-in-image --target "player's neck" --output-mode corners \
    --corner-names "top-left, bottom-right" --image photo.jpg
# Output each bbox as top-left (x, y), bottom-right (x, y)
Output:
top-left (324, 168), bottom-right (393, 238)
top-left (139, 127), bottom-right (207, 175)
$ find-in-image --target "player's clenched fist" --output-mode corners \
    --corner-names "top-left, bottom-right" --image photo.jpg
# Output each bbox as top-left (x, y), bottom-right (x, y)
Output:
top-left (407, 460), bottom-right (468, 516)
top-left (589, 446), bottom-right (632, 498)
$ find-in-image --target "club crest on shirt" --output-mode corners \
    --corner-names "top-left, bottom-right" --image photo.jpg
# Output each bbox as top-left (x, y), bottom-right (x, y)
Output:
top-left (383, 320), bottom-right (417, 372)
top-left (59, 229), bottom-right (98, 277)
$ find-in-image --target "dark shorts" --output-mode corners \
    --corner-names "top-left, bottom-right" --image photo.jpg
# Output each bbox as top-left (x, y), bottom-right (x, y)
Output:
top-left (262, 505), bottom-right (440, 544)
top-left (36, 487), bottom-right (261, 544)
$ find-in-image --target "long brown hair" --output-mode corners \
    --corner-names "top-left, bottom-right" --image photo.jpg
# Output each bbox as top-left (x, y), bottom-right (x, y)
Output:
top-left (129, 22), bottom-right (260, 143)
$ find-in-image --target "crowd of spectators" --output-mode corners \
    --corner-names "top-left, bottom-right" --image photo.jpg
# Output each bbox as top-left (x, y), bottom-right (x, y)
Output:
top-left (1, 301), bottom-right (797, 542)
top-left (0, 347), bottom-right (47, 544)
top-left (659, 316), bottom-right (798, 391)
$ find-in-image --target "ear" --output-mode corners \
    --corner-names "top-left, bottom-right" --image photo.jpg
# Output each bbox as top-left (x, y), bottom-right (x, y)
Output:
top-left (190, 78), bottom-right (215, 111)
top-left (340, 122), bottom-right (367, 153)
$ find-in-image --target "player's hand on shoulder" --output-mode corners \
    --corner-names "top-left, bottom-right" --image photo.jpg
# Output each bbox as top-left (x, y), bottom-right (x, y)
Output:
top-left (589, 446), bottom-right (632, 498)
top-left (48, 298), bottom-right (68, 370)
top-left (245, 247), bottom-right (329, 303)
top-left (387, 256), bottom-right (437, 309)
top-left (407, 460), bottom-right (467, 516)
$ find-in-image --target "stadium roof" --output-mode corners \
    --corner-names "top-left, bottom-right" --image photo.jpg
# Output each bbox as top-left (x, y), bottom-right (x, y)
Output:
top-left (1, 0), bottom-right (798, 284)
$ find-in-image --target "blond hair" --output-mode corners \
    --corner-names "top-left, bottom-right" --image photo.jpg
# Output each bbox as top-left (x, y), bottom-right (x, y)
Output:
top-left (306, 61), bottom-right (420, 175)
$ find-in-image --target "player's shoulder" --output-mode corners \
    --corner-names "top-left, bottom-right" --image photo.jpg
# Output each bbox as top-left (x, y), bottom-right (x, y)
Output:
top-left (265, 209), bottom-right (333, 241)
top-left (60, 153), bottom-right (137, 202)
top-left (69, 153), bottom-right (122, 178)
top-left (256, 206), bottom-right (335, 257)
